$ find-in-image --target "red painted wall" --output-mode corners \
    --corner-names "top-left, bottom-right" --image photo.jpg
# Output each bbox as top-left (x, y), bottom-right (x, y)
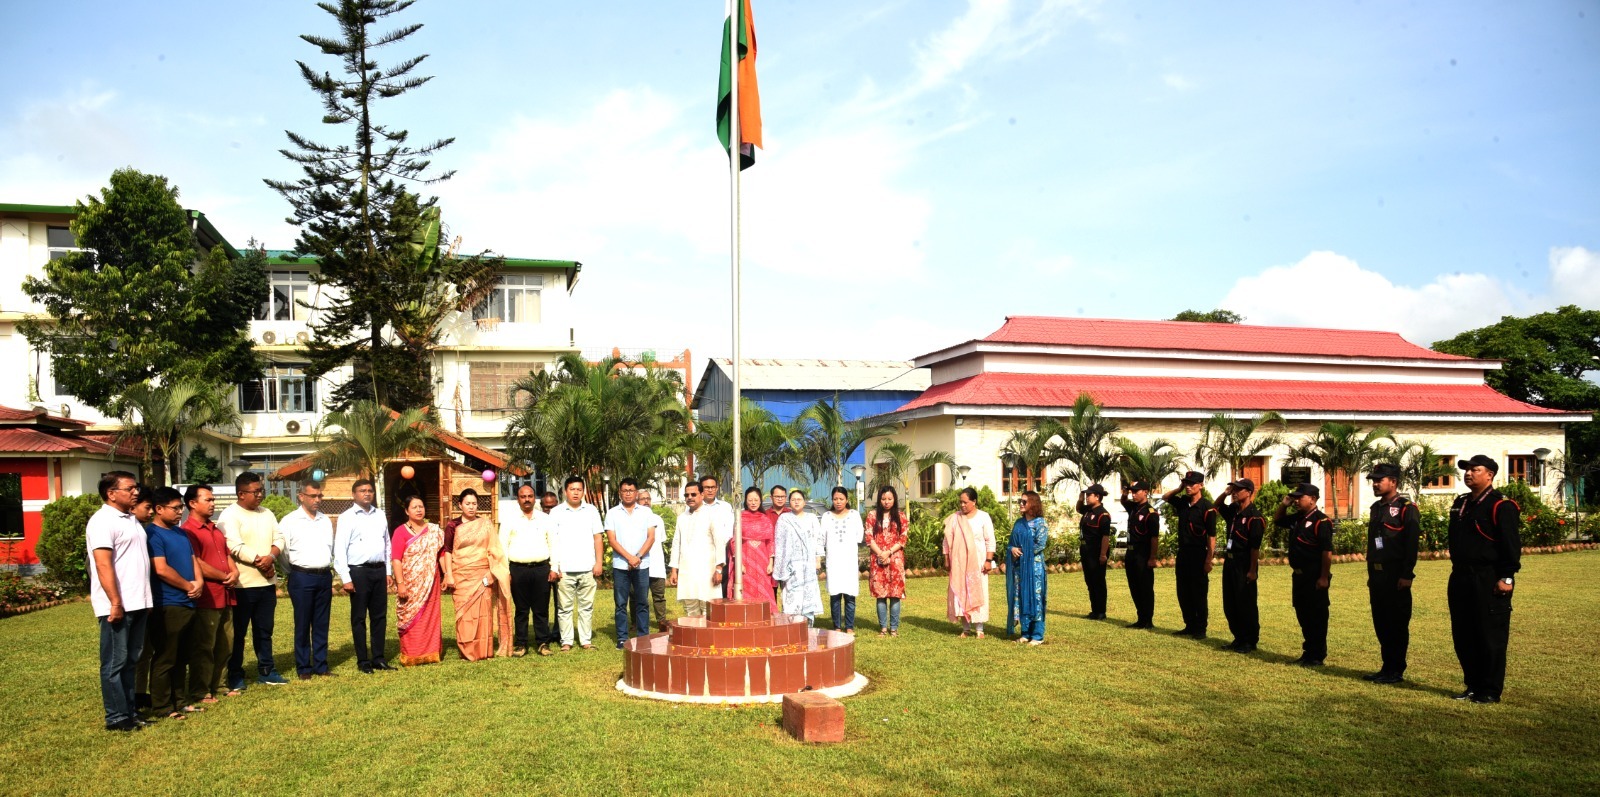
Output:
top-left (0, 458), bottom-right (52, 566)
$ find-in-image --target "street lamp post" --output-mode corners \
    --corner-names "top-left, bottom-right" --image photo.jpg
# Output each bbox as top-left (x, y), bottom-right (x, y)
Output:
top-left (851, 464), bottom-right (866, 510)
top-left (956, 464), bottom-right (971, 484)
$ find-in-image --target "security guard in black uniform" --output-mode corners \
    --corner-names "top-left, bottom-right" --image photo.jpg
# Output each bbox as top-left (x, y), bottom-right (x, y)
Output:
top-left (1076, 484), bottom-right (1112, 620)
top-left (1163, 470), bottom-right (1217, 638)
top-left (1274, 483), bottom-right (1333, 666)
top-left (1364, 462), bottom-right (1420, 684)
top-left (1120, 481), bottom-right (1160, 629)
top-left (1217, 478), bottom-right (1264, 653)
top-left (1448, 454), bottom-right (1521, 704)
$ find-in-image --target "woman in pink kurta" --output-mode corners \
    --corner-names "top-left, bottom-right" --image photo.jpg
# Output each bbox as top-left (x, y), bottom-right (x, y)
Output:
top-left (728, 487), bottom-right (778, 614)
top-left (942, 487), bottom-right (996, 638)
top-left (391, 495), bottom-right (445, 666)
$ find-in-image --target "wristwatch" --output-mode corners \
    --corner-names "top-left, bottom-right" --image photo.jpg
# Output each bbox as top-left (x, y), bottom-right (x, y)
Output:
top-left (1500, 577), bottom-right (1514, 586)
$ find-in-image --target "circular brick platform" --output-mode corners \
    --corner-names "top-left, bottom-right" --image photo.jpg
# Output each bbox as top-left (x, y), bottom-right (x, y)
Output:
top-left (617, 598), bottom-right (867, 704)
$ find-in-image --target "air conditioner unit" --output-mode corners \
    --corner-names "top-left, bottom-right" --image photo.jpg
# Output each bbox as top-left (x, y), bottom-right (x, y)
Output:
top-left (262, 330), bottom-right (277, 345)
top-left (295, 331), bottom-right (310, 344)
top-left (285, 420), bottom-right (302, 434)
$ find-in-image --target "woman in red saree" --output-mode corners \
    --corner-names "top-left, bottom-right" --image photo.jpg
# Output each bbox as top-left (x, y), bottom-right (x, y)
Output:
top-left (441, 489), bottom-right (513, 661)
top-left (391, 494), bottom-right (444, 666)
top-left (727, 487), bottom-right (778, 614)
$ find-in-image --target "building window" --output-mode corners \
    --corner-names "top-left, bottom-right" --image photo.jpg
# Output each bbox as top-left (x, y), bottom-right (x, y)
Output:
top-left (873, 463), bottom-right (891, 492)
top-left (498, 468), bottom-right (540, 500)
top-left (470, 361), bottom-right (538, 417)
top-left (240, 365), bottom-right (316, 414)
top-left (257, 271), bottom-right (314, 321)
top-left (46, 226), bottom-right (81, 261)
top-left (1423, 457), bottom-right (1455, 489)
top-left (472, 274), bottom-right (543, 324)
top-left (1507, 455), bottom-right (1539, 487)
top-left (1000, 461), bottom-right (1043, 496)
top-left (919, 466), bottom-right (936, 498)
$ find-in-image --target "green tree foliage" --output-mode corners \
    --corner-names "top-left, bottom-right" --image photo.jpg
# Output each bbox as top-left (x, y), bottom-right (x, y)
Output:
top-left (1050, 393), bottom-right (1122, 489)
top-left (19, 169), bottom-right (263, 412)
top-left (1113, 438), bottom-right (1186, 491)
top-left (902, 486), bottom-right (1014, 569)
top-left (1170, 309), bottom-right (1243, 324)
top-left (34, 494), bottom-right (102, 592)
top-left (268, 0), bottom-right (493, 412)
top-left (1001, 419), bottom-right (1063, 492)
top-left (112, 379), bottom-right (241, 486)
top-left (797, 394), bottom-right (895, 489)
top-left (1192, 411), bottom-right (1285, 480)
top-left (1288, 422), bottom-right (1394, 520)
top-left (184, 444), bottom-right (224, 485)
top-left (691, 397), bottom-right (802, 491)
top-left (1382, 439), bottom-right (1456, 500)
top-left (261, 494), bottom-right (297, 521)
top-left (1433, 305), bottom-right (1600, 503)
top-left (313, 401), bottom-right (438, 480)
top-left (507, 355), bottom-right (689, 495)
top-left (868, 441), bottom-right (956, 503)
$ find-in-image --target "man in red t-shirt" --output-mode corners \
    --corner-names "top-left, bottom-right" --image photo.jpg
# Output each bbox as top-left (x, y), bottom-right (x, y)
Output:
top-left (181, 484), bottom-right (239, 702)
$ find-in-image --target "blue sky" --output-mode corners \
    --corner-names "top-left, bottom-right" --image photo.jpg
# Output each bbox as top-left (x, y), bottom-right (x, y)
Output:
top-left (4, 0), bottom-right (1597, 364)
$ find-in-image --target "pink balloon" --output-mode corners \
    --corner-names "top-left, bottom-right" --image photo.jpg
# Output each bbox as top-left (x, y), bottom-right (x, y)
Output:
top-left (482, 469), bottom-right (497, 482)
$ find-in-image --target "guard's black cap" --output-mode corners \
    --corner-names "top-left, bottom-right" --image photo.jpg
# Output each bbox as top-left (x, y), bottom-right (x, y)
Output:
top-left (1288, 483), bottom-right (1320, 500)
top-left (1227, 478), bottom-right (1256, 493)
top-left (1180, 470), bottom-right (1205, 486)
top-left (1126, 480), bottom-right (1151, 493)
top-left (1367, 462), bottom-right (1401, 482)
top-left (1083, 484), bottom-right (1108, 497)
top-left (1457, 454), bottom-right (1499, 474)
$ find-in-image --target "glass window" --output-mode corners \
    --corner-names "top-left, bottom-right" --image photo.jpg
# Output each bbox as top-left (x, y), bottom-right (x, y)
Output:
top-left (239, 365), bottom-right (316, 414)
top-left (46, 226), bottom-right (80, 261)
top-left (1423, 457), bottom-right (1455, 489)
top-left (257, 272), bottom-right (314, 321)
top-left (919, 466), bottom-right (936, 498)
top-left (472, 274), bottom-right (543, 324)
top-left (1507, 455), bottom-right (1539, 487)
top-left (1000, 461), bottom-right (1042, 496)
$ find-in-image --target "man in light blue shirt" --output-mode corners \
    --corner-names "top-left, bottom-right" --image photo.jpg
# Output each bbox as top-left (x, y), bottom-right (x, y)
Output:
top-left (335, 478), bottom-right (394, 673)
top-left (604, 477), bottom-right (660, 649)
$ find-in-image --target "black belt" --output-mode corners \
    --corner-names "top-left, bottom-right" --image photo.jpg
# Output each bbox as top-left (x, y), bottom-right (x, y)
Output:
top-left (510, 559), bottom-right (551, 567)
top-left (349, 562), bottom-right (385, 569)
top-left (289, 564), bottom-right (331, 574)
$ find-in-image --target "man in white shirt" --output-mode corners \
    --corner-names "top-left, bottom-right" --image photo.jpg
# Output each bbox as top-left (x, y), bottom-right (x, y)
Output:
top-left (88, 471), bottom-right (153, 732)
top-left (500, 484), bottom-right (559, 656)
top-left (605, 478), bottom-right (660, 649)
top-left (335, 478), bottom-right (394, 673)
top-left (699, 475), bottom-right (735, 598)
top-left (278, 481), bottom-right (335, 680)
top-left (550, 475), bottom-right (605, 651)
top-left (638, 488), bottom-right (669, 631)
top-left (668, 483), bottom-right (728, 617)
top-left (220, 472), bottom-right (287, 687)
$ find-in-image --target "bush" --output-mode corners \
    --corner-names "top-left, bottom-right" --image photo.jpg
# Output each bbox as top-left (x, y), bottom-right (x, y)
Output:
top-left (184, 444), bottom-right (223, 484)
top-left (905, 486), bottom-right (1014, 569)
top-left (1255, 482), bottom-right (1291, 552)
top-left (1416, 497), bottom-right (1451, 552)
top-left (1499, 481), bottom-right (1564, 547)
top-left (1333, 519), bottom-right (1366, 555)
top-left (651, 503), bottom-right (676, 563)
top-left (34, 494), bottom-right (102, 593)
top-left (260, 495), bottom-right (296, 521)
top-left (0, 571), bottom-right (68, 612)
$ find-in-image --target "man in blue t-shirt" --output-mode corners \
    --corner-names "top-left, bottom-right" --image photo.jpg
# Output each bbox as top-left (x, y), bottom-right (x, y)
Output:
top-left (145, 486), bottom-right (205, 719)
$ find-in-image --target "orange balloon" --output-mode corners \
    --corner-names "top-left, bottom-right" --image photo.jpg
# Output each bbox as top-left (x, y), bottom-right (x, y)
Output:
top-left (400, 465), bottom-right (415, 480)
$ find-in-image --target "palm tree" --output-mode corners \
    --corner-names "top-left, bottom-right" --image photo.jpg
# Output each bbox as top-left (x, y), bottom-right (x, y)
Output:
top-left (312, 402), bottom-right (438, 480)
top-left (112, 379), bottom-right (242, 486)
top-left (1384, 439), bottom-right (1456, 500)
top-left (1001, 418), bottom-right (1065, 495)
top-left (1050, 393), bottom-right (1122, 490)
top-left (1192, 411), bottom-right (1286, 480)
top-left (797, 394), bottom-right (896, 489)
top-left (1113, 438), bottom-right (1186, 492)
top-left (868, 441), bottom-right (956, 504)
top-left (1289, 422), bottom-right (1395, 519)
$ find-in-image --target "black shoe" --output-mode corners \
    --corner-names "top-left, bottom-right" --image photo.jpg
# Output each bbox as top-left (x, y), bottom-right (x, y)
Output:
top-left (106, 718), bottom-right (141, 732)
top-left (1373, 672), bottom-right (1404, 685)
top-left (1298, 658), bottom-right (1325, 668)
top-left (1093, 612), bottom-right (1107, 620)
top-left (1171, 628), bottom-right (1194, 636)
top-left (1470, 693), bottom-right (1500, 704)
top-left (1083, 613), bottom-right (1099, 620)
top-left (1125, 621), bottom-right (1153, 629)
top-left (1363, 670), bottom-right (1386, 682)
top-left (1452, 690), bottom-right (1476, 701)
top-left (1235, 644), bottom-right (1257, 654)
top-left (373, 660), bottom-right (396, 671)
top-left (359, 663), bottom-right (375, 674)
top-left (1191, 632), bottom-right (1207, 640)
top-left (298, 673), bottom-right (313, 681)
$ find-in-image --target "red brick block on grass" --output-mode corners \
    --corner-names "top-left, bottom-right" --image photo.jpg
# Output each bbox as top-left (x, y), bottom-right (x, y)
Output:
top-left (782, 691), bottom-right (845, 743)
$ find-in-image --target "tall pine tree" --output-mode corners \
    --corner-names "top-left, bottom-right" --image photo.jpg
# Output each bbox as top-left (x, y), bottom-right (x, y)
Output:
top-left (267, 0), bottom-right (459, 412)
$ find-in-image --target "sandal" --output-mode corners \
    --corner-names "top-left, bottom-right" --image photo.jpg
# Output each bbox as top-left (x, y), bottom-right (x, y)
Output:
top-left (877, 629), bottom-right (887, 637)
top-left (976, 631), bottom-right (986, 639)
top-left (224, 689), bottom-right (243, 698)
top-left (200, 696), bottom-right (220, 704)
top-left (181, 704), bottom-right (206, 713)
top-left (165, 711), bottom-right (187, 720)
top-left (958, 630), bottom-right (969, 638)
top-left (889, 630), bottom-right (899, 637)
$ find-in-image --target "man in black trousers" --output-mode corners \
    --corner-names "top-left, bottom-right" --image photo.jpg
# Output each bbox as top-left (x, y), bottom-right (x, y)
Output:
top-left (1364, 463), bottom-right (1420, 684)
top-left (1216, 478), bottom-right (1264, 653)
top-left (336, 479), bottom-right (395, 673)
top-left (1163, 471), bottom-right (1217, 638)
top-left (1274, 483), bottom-right (1333, 667)
top-left (1120, 482), bottom-right (1160, 629)
top-left (1076, 484), bottom-right (1112, 620)
top-left (1447, 455), bottom-right (1521, 704)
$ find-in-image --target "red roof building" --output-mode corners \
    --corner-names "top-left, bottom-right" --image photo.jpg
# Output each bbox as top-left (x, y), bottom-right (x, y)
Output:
top-left (869, 316), bottom-right (1585, 517)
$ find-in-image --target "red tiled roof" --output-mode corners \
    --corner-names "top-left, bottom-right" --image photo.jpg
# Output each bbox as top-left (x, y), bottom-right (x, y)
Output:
top-left (0, 404), bottom-right (90, 427)
top-left (0, 428), bottom-right (85, 453)
top-left (896, 373), bottom-right (1571, 416)
top-left (979, 317), bottom-right (1468, 361)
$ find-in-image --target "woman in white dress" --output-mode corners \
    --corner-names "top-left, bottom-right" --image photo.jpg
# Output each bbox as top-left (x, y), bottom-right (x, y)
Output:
top-left (773, 489), bottom-right (823, 625)
top-left (820, 487), bottom-right (865, 635)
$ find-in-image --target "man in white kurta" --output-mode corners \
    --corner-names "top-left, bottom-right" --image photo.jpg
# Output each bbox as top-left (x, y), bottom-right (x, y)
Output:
top-left (668, 484), bottom-right (727, 617)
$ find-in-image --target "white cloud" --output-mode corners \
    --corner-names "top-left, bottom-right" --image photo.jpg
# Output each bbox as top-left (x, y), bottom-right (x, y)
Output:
top-left (1548, 246), bottom-right (1600, 310)
top-left (1219, 251), bottom-right (1516, 345)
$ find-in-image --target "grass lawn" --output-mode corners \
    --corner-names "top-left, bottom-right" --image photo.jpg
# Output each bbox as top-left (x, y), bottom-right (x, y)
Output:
top-left (3, 552), bottom-right (1598, 796)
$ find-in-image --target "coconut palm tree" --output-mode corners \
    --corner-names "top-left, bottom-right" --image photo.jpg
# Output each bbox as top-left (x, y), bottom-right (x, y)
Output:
top-left (1192, 411), bottom-right (1287, 481)
top-left (312, 401), bottom-right (438, 481)
top-left (868, 441), bottom-right (956, 504)
top-left (797, 394), bottom-right (896, 489)
top-left (112, 379), bottom-right (243, 486)
top-left (1050, 393), bottom-right (1122, 490)
top-left (689, 397), bottom-right (805, 491)
top-left (1384, 439), bottom-right (1456, 500)
top-left (1289, 422), bottom-right (1395, 519)
top-left (1001, 418), bottom-right (1065, 495)
top-left (1113, 438), bottom-right (1186, 492)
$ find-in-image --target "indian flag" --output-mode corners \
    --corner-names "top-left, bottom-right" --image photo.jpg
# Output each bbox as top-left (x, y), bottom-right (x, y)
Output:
top-left (717, 0), bottom-right (762, 170)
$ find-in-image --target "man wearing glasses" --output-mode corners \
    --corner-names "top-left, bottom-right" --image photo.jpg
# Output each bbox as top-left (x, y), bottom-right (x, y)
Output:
top-left (88, 471), bottom-right (153, 731)
top-left (279, 480), bottom-right (336, 680)
top-left (221, 472), bottom-right (288, 687)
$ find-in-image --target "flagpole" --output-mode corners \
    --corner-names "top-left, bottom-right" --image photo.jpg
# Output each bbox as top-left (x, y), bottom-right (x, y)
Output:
top-left (727, 0), bottom-right (744, 601)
